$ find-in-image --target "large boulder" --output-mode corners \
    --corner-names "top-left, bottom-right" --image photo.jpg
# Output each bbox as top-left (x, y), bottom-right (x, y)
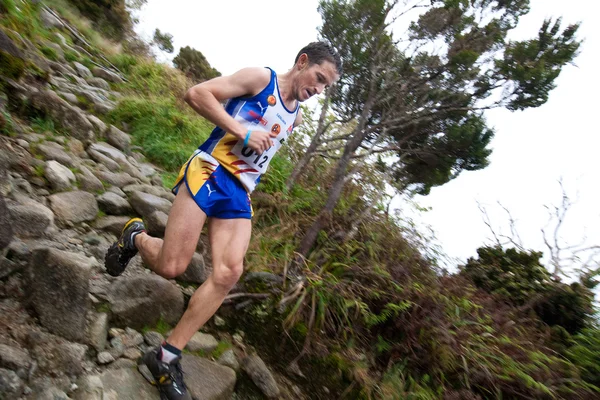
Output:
top-left (91, 67), bottom-right (124, 84)
top-left (178, 253), bottom-right (209, 284)
top-left (48, 191), bottom-right (98, 225)
top-left (7, 198), bottom-right (54, 238)
top-left (29, 248), bottom-right (94, 341)
top-left (145, 210), bottom-right (168, 237)
top-left (95, 170), bottom-right (137, 188)
top-left (76, 165), bottom-right (104, 193)
top-left (27, 330), bottom-right (87, 376)
top-left (97, 191), bottom-right (132, 215)
top-left (30, 90), bottom-right (95, 145)
top-left (129, 191), bottom-right (172, 218)
top-left (106, 125), bottom-right (131, 152)
top-left (107, 275), bottom-right (184, 329)
top-left (181, 355), bottom-right (236, 400)
top-left (44, 160), bottom-right (75, 191)
top-left (100, 368), bottom-right (160, 400)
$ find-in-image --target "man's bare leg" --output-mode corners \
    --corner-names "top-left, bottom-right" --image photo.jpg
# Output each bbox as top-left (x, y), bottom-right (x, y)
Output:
top-left (134, 187), bottom-right (207, 279)
top-left (166, 217), bottom-right (251, 349)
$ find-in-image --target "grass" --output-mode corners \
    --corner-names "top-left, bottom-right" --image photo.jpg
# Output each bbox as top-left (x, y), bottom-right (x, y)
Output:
top-left (108, 97), bottom-right (212, 171)
top-left (141, 317), bottom-right (173, 337)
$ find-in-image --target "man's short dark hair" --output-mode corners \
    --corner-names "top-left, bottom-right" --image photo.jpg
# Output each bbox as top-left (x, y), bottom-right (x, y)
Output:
top-left (295, 41), bottom-right (342, 75)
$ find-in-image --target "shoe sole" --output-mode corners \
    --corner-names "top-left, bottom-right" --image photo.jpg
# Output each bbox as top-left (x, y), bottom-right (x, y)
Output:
top-left (138, 363), bottom-right (177, 400)
top-left (104, 218), bottom-right (144, 277)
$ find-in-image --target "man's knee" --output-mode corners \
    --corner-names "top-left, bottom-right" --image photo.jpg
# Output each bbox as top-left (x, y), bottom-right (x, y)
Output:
top-left (160, 258), bottom-right (188, 279)
top-left (212, 263), bottom-right (243, 291)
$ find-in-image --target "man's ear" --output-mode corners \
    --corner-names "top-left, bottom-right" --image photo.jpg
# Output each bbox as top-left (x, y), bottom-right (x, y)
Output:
top-left (297, 53), bottom-right (309, 69)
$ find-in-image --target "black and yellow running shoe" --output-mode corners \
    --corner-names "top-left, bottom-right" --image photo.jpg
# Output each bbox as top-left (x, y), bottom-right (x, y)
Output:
top-left (138, 347), bottom-right (192, 400)
top-left (104, 218), bottom-right (146, 277)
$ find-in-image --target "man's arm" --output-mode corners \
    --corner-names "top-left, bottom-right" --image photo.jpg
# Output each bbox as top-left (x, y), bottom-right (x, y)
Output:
top-left (184, 67), bottom-right (276, 153)
top-left (293, 109), bottom-right (303, 128)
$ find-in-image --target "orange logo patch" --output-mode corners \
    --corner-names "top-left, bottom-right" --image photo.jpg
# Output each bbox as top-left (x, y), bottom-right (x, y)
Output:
top-left (267, 95), bottom-right (276, 106)
top-left (271, 124), bottom-right (281, 135)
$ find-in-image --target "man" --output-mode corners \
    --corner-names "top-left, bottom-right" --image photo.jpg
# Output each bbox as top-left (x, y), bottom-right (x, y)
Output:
top-left (105, 41), bottom-right (341, 399)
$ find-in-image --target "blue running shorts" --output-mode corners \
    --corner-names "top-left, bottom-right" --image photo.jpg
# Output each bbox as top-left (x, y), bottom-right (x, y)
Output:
top-left (172, 150), bottom-right (253, 219)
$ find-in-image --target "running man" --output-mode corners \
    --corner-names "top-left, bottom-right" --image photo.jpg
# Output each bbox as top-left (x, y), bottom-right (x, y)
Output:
top-left (105, 41), bottom-right (341, 400)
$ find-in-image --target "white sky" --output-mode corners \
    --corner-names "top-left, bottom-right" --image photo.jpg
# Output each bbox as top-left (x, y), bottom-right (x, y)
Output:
top-left (134, 0), bottom-right (600, 274)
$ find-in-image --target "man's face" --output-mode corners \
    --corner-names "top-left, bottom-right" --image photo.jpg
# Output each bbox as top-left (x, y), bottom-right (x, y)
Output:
top-left (295, 57), bottom-right (339, 102)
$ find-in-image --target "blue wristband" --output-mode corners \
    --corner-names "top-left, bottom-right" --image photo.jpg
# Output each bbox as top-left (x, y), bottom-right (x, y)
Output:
top-left (243, 130), bottom-right (251, 147)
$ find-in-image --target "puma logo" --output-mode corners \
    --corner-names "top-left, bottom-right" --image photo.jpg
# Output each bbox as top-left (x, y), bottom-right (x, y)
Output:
top-left (206, 184), bottom-right (216, 197)
top-left (258, 101), bottom-right (268, 114)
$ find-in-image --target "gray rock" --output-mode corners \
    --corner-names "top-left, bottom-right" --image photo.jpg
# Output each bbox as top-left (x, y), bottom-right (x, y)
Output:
top-left (69, 73), bottom-right (88, 86)
top-left (106, 125), bottom-right (131, 152)
top-left (123, 183), bottom-right (174, 201)
top-left (45, 160), bottom-right (76, 191)
top-left (101, 368), bottom-right (160, 400)
top-left (87, 313), bottom-right (108, 352)
top-left (89, 142), bottom-right (143, 180)
top-left (87, 148), bottom-right (120, 171)
top-left (139, 163), bottom-right (157, 177)
top-left (34, 386), bottom-right (70, 400)
top-left (217, 349), bottom-right (239, 371)
top-left (151, 175), bottom-right (163, 186)
top-left (0, 344), bottom-right (30, 371)
top-left (129, 191), bottom-right (172, 218)
top-left (178, 253), bottom-right (209, 284)
top-left (74, 375), bottom-right (103, 400)
top-left (186, 332), bottom-right (218, 353)
top-left (29, 90), bottom-right (94, 145)
top-left (213, 315), bottom-right (226, 327)
top-left (27, 330), bottom-right (87, 376)
top-left (97, 352), bottom-right (114, 364)
top-left (29, 248), bottom-right (94, 341)
top-left (95, 170), bottom-right (137, 188)
top-left (93, 215), bottom-right (130, 235)
top-left (91, 67), bottom-right (124, 84)
top-left (58, 90), bottom-right (78, 105)
top-left (86, 77), bottom-right (110, 90)
top-left (146, 210), bottom-right (168, 237)
top-left (107, 186), bottom-right (126, 197)
top-left (87, 115), bottom-right (107, 135)
top-left (0, 368), bottom-right (23, 398)
top-left (108, 337), bottom-right (124, 358)
top-left (73, 62), bottom-right (92, 78)
top-left (37, 141), bottom-right (74, 166)
top-left (107, 275), bottom-right (184, 330)
top-left (7, 199), bottom-right (54, 238)
top-left (241, 354), bottom-right (280, 398)
top-left (0, 196), bottom-right (13, 250)
top-left (122, 348), bottom-right (141, 360)
top-left (97, 191), bottom-right (132, 215)
top-left (76, 166), bottom-right (104, 193)
top-left (108, 359), bottom-right (137, 370)
top-left (123, 327), bottom-right (145, 347)
top-left (40, 8), bottom-right (63, 28)
top-left (48, 191), bottom-right (99, 225)
top-left (143, 331), bottom-right (164, 348)
top-left (181, 355), bottom-right (236, 400)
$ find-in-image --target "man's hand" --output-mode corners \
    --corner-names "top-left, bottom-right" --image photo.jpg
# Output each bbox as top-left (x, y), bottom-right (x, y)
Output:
top-left (246, 130), bottom-right (278, 154)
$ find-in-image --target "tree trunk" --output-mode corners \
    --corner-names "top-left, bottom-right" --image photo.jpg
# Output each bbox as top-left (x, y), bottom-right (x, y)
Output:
top-left (296, 84), bottom-right (378, 259)
top-left (285, 87), bottom-right (333, 191)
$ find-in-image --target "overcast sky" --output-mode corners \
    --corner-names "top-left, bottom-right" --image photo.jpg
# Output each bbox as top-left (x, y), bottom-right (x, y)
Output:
top-left (134, 0), bottom-right (600, 274)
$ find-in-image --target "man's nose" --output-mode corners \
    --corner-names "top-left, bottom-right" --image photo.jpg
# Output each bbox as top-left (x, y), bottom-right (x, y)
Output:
top-left (316, 85), bottom-right (325, 95)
